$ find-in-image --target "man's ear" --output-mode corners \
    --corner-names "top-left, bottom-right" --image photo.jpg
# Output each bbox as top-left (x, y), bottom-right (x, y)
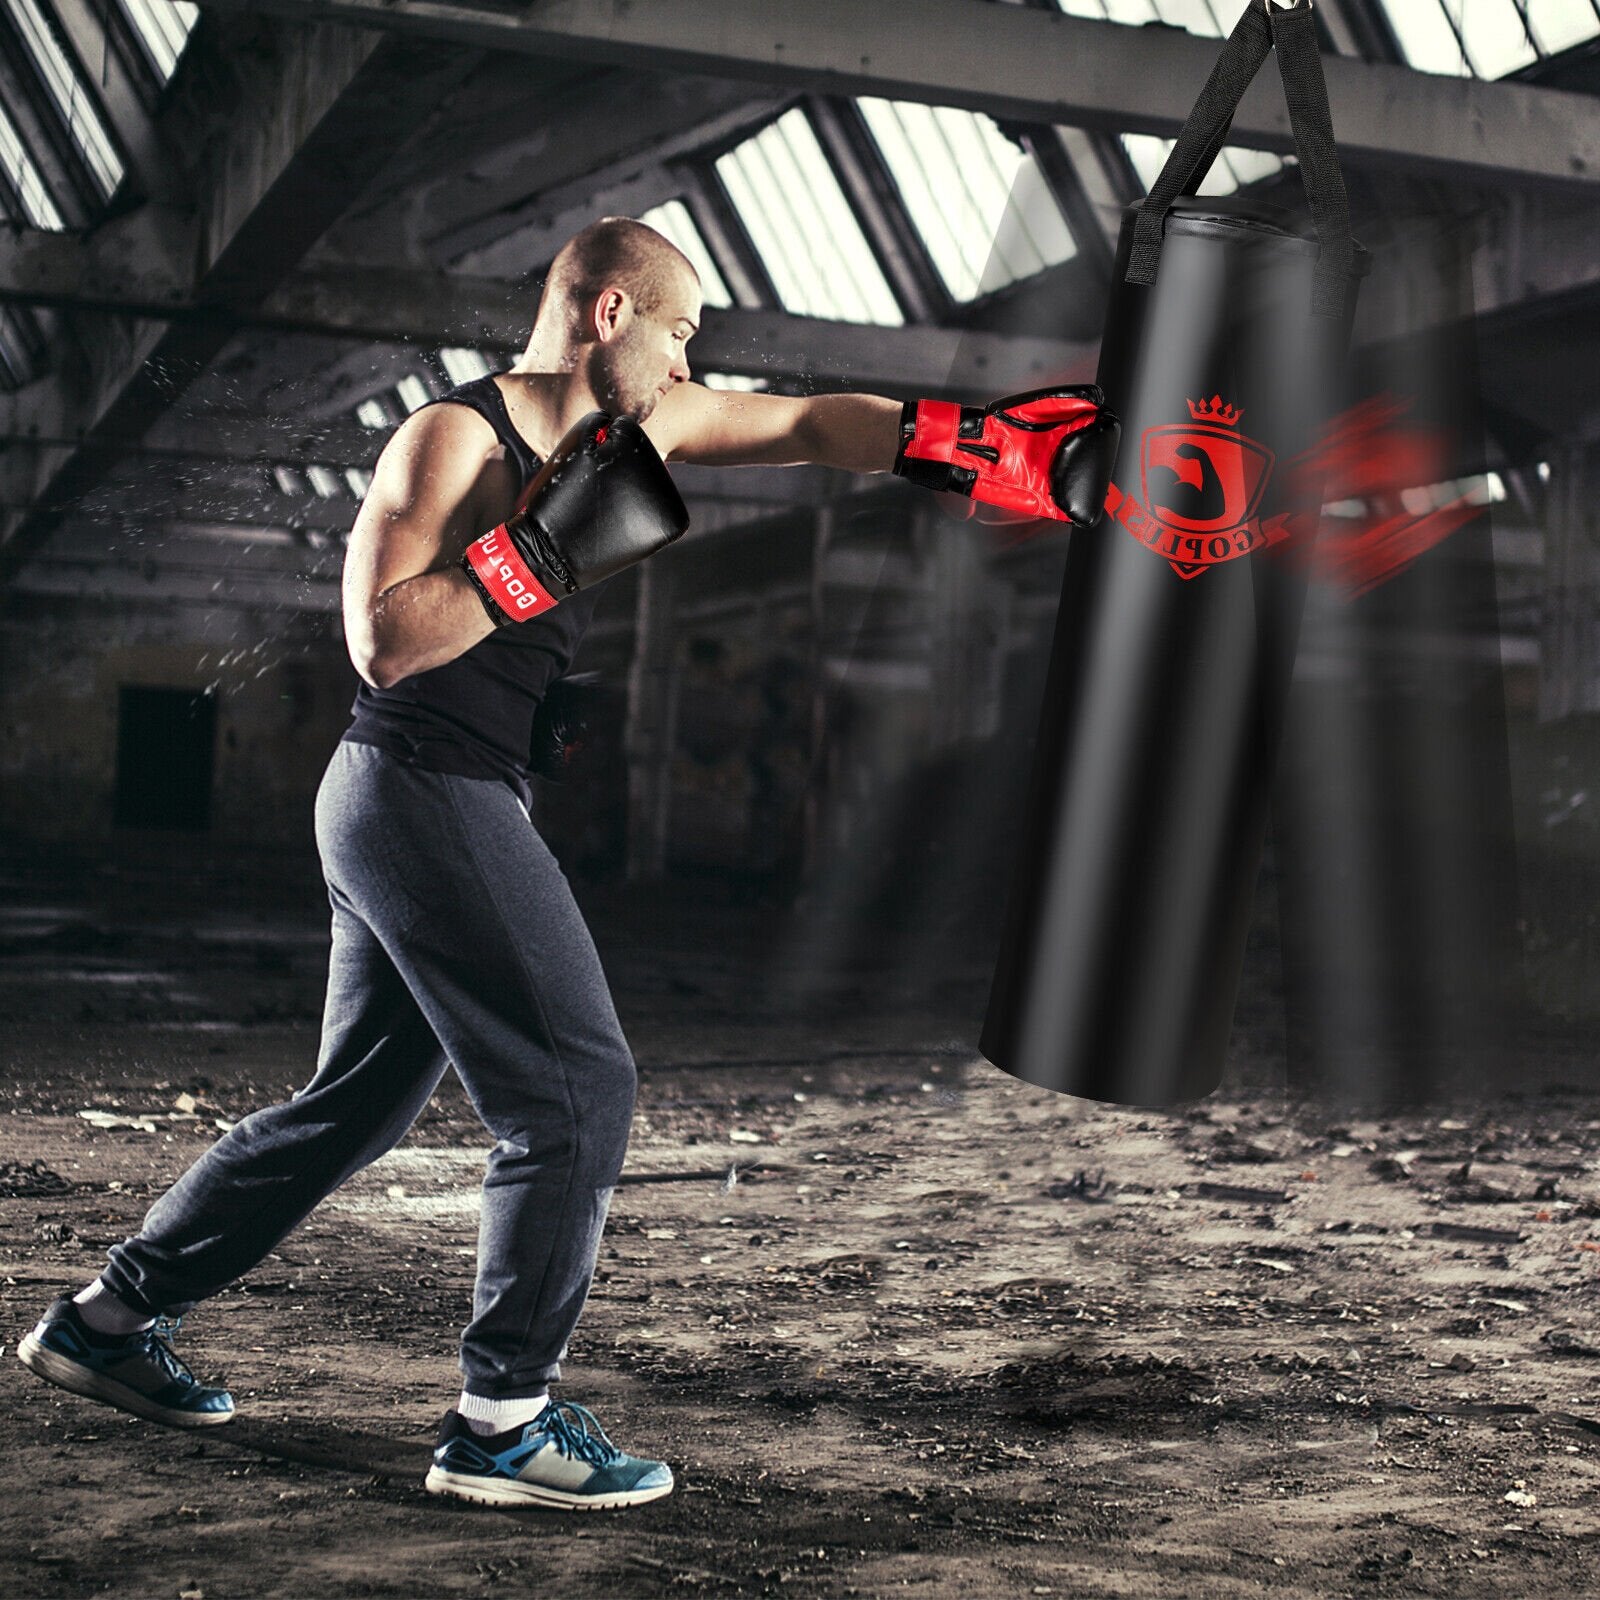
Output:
top-left (592, 287), bottom-right (628, 344)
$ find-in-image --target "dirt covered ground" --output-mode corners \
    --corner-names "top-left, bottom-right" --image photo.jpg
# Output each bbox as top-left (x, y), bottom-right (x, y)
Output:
top-left (0, 847), bottom-right (1597, 1599)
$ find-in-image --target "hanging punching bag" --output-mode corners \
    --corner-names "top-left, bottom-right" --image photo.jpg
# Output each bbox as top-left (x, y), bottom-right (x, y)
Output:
top-left (980, 0), bottom-right (1370, 1107)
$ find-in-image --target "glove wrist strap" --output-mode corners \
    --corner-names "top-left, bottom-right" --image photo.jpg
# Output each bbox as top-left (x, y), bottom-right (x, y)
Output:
top-left (898, 398), bottom-right (961, 466)
top-left (461, 558), bottom-right (514, 628)
top-left (462, 523), bottom-right (560, 623)
top-left (894, 398), bottom-right (978, 493)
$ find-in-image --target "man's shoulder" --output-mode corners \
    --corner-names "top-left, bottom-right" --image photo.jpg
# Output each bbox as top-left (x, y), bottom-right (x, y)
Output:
top-left (645, 381), bottom-right (719, 461)
top-left (362, 395), bottom-right (520, 525)
top-left (384, 394), bottom-right (506, 463)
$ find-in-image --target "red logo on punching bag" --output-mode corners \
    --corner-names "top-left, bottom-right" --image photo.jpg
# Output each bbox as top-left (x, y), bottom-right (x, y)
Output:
top-left (1143, 397), bottom-right (1273, 535)
top-left (1107, 396), bottom-right (1300, 579)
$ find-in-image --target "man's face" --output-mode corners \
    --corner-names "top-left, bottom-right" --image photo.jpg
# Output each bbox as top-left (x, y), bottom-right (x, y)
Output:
top-left (593, 267), bottom-right (701, 422)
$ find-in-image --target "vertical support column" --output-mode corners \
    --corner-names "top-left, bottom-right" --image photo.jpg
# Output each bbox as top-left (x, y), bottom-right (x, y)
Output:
top-left (923, 503), bottom-right (1012, 747)
top-left (624, 557), bottom-right (680, 882)
top-left (801, 504), bottom-right (835, 883)
top-left (1539, 444), bottom-right (1600, 722)
top-left (925, 505), bottom-right (999, 746)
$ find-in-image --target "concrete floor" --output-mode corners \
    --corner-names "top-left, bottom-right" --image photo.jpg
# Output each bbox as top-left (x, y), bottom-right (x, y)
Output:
top-left (1, 842), bottom-right (1598, 1599)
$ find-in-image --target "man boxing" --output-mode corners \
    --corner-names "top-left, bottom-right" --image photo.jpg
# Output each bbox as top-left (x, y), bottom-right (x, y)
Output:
top-left (19, 216), bottom-right (1117, 1511)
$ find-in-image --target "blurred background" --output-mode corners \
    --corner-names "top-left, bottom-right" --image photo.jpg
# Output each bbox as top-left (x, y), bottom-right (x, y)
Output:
top-left (0, 0), bottom-right (1596, 1096)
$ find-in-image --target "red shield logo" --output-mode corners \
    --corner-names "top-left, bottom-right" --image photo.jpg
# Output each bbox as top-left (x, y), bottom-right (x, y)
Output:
top-left (1141, 423), bottom-right (1274, 537)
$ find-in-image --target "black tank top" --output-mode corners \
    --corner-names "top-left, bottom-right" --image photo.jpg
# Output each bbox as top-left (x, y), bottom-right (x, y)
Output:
top-left (341, 374), bottom-right (600, 807)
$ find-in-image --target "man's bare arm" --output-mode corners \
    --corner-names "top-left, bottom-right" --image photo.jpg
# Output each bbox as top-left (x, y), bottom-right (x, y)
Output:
top-left (645, 383), bottom-right (900, 473)
top-left (342, 406), bottom-right (503, 690)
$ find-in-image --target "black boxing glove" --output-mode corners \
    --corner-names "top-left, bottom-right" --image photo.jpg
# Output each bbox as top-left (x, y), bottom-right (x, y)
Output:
top-left (892, 385), bottom-right (1121, 528)
top-left (462, 411), bottom-right (690, 626)
top-left (528, 671), bottom-right (607, 782)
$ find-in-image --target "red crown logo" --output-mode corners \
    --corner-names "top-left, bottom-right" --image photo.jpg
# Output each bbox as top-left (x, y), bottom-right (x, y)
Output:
top-left (1187, 394), bottom-right (1242, 427)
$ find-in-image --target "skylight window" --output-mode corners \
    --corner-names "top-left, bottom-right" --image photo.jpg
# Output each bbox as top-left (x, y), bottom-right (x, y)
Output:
top-left (1527, 0), bottom-right (1600, 54)
top-left (118, 0), bottom-right (199, 84)
top-left (0, 100), bottom-right (63, 227)
top-left (1060, 0), bottom-right (1598, 76)
top-left (6, 0), bottom-right (124, 197)
top-left (1453, 0), bottom-right (1539, 75)
top-left (1053, 0), bottom-right (1248, 33)
top-left (1375, 0), bottom-right (1594, 78)
top-left (856, 98), bottom-right (1077, 302)
top-left (1121, 133), bottom-right (1284, 196)
top-left (639, 199), bottom-right (733, 309)
top-left (1378, 0), bottom-right (1469, 73)
top-left (0, 303), bottom-right (42, 389)
top-left (355, 398), bottom-right (392, 429)
top-left (715, 108), bottom-right (903, 326)
top-left (702, 373), bottom-right (768, 392)
top-left (307, 465), bottom-right (344, 500)
top-left (395, 374), bottom-right (433, 413)
top-left (439, 347), bottom-right (492, 384)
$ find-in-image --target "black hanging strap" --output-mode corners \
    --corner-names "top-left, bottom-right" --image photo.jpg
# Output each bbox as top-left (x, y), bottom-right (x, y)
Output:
top-left (1123, 0), bottom-right (1355, 321)
top-left (1124, 0), bottom-right (1272, 291)
top-left (1268, 0), bottom-right (1354, 318)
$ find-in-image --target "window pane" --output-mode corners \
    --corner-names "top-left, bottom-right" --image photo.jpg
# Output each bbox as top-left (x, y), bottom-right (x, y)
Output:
top-left (1376, 1), bottom-right (1468, 75)
top-left (0, 303), bottom-right (43, 389)
top-left (1055, 0), bottom-right (1275, 36)
top-left (0, 100), bottom-right (64, 227)
top-left (715, 108), bottom-right (902, 325)
top-left (1224, 146), bottom-right (1286, 186)
top-left (1121, 132), bottom-right (1171, 194)
top-left (396, 374), bottom-right (432, 413)
top-left (439, 347), bottom-right (492, 385)
top-left (1153, 0), bottom-right (1223, 36)
top-left (118, 0), bottom-right (199, 83)
top-left (6, 0), bottom-right (123, 195)
top-left (1198, 150), bottom-right (1239, 196)
top-left (1204, 1), bottom-right (1252, 29)
top-left (1526, 0), bottom-right (1600, 54)
top-left (859, 97), bottom-right (1076, 302)
top-left (1455, 0), bottom-right (1538, 76)
top-left (638, 198), bottom-right (733, 309)
top-left (1103, 0), bottom-right (1158, 21)
top-left (1121, 132), bottom-right (1282, 196)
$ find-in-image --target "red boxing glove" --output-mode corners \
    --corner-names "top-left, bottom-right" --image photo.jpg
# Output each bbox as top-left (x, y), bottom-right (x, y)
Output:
top-left (892, 385), bottom-right (1121, 528)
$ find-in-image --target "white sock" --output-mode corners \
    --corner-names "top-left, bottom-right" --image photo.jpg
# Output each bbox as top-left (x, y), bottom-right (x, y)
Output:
top-left (73, 1281), bottom-right (155, 1336)
top-left (456, 1390), bottom-right (551, 1437)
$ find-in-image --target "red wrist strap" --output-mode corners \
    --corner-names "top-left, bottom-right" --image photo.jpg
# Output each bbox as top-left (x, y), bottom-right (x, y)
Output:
top-left (464, 524), bottom-right (559, 620)
top-left (904, 399), bottom-right (961, 464)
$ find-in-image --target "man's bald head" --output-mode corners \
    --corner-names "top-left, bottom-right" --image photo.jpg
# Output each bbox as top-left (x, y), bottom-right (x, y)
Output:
top-left (538, 217), bottom-right (698, 338)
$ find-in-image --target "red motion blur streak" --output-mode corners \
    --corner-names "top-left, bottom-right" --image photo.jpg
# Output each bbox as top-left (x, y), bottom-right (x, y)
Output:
top-left (976, 392), bottom-right (1486, 596)
top-left (1287, 393), bottom-right (1487, 601)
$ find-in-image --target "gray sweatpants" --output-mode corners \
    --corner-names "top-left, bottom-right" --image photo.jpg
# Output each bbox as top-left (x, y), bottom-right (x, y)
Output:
top-left (100, 739), bottom-right (638, 1399)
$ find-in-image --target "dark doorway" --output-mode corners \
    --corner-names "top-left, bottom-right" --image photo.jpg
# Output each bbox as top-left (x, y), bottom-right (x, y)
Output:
top-left (114, 686), bottom-right (217, 831)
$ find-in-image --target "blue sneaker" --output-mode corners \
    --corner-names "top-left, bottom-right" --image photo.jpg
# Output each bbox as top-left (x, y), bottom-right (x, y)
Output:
top-left (18, 1297), bottom-right (234, 1428)
top-left (424, 1401), bottom-right (674, 1510)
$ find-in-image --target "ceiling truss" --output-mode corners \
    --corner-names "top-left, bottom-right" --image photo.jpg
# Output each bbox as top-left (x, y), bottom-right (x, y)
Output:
top-left (0, 0), bottom-right (1596, 609)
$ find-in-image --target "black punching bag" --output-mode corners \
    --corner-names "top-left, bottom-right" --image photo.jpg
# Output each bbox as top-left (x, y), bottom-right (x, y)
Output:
top-left (980, 0), bottom-right (1369, 1107)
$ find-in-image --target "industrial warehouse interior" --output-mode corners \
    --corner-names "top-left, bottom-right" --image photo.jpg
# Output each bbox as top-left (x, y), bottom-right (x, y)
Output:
top-left (2, 1), bottom-right (1599, 1594)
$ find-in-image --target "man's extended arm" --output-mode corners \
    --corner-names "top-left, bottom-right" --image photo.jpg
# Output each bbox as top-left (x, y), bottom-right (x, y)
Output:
top-left (646, 384), bottom-right (899, 473)
top-left (647, 381), bottom-right (1119, 527)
